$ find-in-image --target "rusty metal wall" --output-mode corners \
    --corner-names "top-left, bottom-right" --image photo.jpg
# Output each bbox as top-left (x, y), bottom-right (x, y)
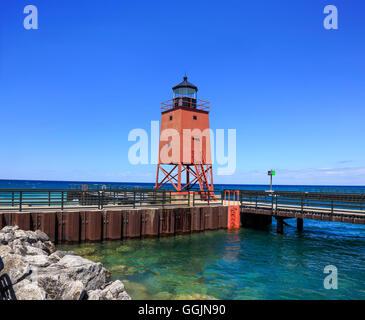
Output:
top-left (40, 212), bottom-right (56, 242)
top-left (218, 206), bottom-right (228, 229)
top-left (64, 211), bottom-right (80, 243)
top-left (56, 212), bottom-right (64, 243)
top-left (31, 212), bottom-right (42, 231)
top-left (103, 210), bottom-right (123, 241)
top-left (201, 207), bottom-right (212, 230)
top-left (122, 210), bottom-right (141, 239)
top-left (4, 212), bottom-right (15, 227)
top-left (159, 208), bottom-right (175, 237)
top-left (14, 212), bottom-right (31, 231)
top-left (85, 211), bottom-right (103, 242)
top-left (210, 207), bottom-right (220, 230)
top-left (0, 212), bottom-right (4, 229)
top-left (0, 205), bottom-right (230, 243)
top-left (141, 209), bottom-right (159, 238)
top-left (190, 207), bottom-right (204, 232)
top-left (174, 207), bottom-right (186, 235)
top-left (183, 207), bottom-right (192, 233)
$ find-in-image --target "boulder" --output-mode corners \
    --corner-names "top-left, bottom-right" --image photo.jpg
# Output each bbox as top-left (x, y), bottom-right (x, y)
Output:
top-left (0, 226), bottom-right (130, 300)
top-left (13, 279), bottom-right (46, 300)
top-left (87, 280), bottom-right (131, 300)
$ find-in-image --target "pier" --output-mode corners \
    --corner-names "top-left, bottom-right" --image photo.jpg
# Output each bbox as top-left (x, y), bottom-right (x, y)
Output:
top-left (239, 190), bottom-right (365, 233)
top-left (0, 188), bottom-right (364, 243)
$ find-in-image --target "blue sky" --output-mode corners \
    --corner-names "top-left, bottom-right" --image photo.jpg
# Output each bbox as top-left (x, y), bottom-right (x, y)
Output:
top-left (0, 0), bottom-right (364, 185)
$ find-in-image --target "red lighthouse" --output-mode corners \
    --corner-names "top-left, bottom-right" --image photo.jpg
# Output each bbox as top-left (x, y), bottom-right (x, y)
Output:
top-left (155, 77), bottom-right (214, 192)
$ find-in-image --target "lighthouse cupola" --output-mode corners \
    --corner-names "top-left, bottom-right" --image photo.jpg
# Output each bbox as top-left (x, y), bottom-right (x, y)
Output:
top-left (173, 76), bottom-right (198, 98)
top-left (172, 76), bottom-right (198, 108)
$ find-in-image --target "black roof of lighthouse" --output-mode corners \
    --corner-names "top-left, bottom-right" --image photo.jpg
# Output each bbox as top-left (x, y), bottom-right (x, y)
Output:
top-left (172, 76), bottom-right (198, 91)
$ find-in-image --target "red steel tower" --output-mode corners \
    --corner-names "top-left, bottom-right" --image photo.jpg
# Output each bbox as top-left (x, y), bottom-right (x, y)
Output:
top-left (155, 77), bottom-right (214, 192)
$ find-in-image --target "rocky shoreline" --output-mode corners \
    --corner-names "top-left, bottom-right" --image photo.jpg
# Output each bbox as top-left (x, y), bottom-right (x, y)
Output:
top-left (0, 226), bottom-right (131, 300)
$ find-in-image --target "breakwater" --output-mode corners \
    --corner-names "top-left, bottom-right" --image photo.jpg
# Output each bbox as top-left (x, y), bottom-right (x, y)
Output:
top-left (0, 206), bottom-right (231, 244)
top-left (0, 226), bottom-right (131, 300)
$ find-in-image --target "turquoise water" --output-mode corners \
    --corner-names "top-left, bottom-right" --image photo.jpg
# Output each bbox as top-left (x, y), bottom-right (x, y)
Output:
top-left (59, 219), bottom-right (365, 300)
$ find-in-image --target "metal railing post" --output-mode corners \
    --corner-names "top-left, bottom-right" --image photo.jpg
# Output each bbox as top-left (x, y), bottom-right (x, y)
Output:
top-left (61, 191), bottom-right (64, 210)
top-left (19, 191), bottom-right (23, 212)
top-left (48, 191), bottom-right (51, 207)
top-left (275, 194), bottom-right (278, 215)
top-left (193, 191), bottom-right (195, 207)
top-left (188, 190), bottom-right (190, 207)
top-left (102, 191), bottom-right (105, 209)
top-left (133, 191), bottom-right (136, 209)
top-left (11, 192), bottom-right (14, 207)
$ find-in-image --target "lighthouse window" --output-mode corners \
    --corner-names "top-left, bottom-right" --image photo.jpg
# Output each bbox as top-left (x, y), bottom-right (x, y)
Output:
top-left (193, 116), bottom-right (197, 120)
top-left (169, 116), bottom-right (173, 120)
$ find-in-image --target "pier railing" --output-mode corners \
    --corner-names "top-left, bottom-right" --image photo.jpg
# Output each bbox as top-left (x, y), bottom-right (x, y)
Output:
top-left (0, 189), bottom-right (223, 211)
top-left (238, 190), bottom-right (365, 217)
top-left (0, 188), bottom-right (364, 217)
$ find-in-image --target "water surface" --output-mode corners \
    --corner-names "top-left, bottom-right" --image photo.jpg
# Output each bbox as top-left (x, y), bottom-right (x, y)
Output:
top-left (59, 219), bottom-right (365, 300)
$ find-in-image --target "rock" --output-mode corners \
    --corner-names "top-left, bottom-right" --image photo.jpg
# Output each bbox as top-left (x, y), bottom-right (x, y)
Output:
top-left (9, 239), bottom-right (28, 256)
top-left (0, 232), bottom-right (12, 245)
top-left (52, 255), bottom-right (108, 291)
top-left (33, 240), bottom-right (55, 255)
top-left (48, 250), bottom-right (76, 263)
top-left (14, 229), bottom-right (28, 240)
top-left (1, 225), bottom-right (19, 233)
top-left (33, 278), bottom-right (86, 300)
top-left (25, 246), bottom-right (48, 256)
top-left (0, 247), bottom-right (31, 283)
top-left (35, 230), bottom-right (49, 242)
top-left (87, 280), bottom-right (131, 300)
top-left (24, 231), bottom-right (39, 244)
top-left (0, 227), bottom-right (130, 300)
top-left (23, 254), bottom-right (51, 267)
top-left (62, 280), bottom-right (86, 300)
top-left (13, 279), bottom-right (46, 300)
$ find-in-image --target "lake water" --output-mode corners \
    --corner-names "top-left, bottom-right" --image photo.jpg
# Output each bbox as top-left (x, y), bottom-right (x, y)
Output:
top-left (59, 219), bottom-right (365, 300)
